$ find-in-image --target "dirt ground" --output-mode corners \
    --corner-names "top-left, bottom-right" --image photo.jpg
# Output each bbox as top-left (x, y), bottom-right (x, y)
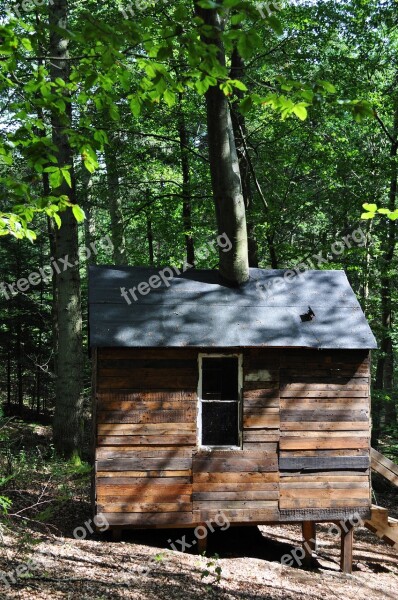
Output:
top-left (1, 512), bottom-right (397, 599)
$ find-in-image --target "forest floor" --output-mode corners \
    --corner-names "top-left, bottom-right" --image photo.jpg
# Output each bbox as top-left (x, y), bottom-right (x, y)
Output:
top-left (0, 420), bottom-right (397, 600)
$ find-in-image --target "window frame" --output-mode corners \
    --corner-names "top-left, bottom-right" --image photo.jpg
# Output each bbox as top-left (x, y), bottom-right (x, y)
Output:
top-left (197, 353), bottom-right (243, 450)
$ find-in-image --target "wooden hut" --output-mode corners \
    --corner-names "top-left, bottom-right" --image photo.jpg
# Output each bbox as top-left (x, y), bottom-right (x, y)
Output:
top-left (89, 266), bottom-right (377, 572)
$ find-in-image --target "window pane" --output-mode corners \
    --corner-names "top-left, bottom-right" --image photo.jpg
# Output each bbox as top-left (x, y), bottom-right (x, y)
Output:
top-left (202, 357), bottom-right (239, 400)
top-left (201, 401), bottom-right (239, 446)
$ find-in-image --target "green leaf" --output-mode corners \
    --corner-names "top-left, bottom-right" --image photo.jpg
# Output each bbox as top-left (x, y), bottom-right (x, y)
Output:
top-left (318, 80), bottom-right (337, 93)
top-left (72, 205), bottom-right (85, 223)
top-left (361, 212), bottom-right (375, 219)
top-left (163, 89), bottom-right (176, 107)
top-left (239, 96), bottom-right (253, 115)
top-left (362, 202), bottom-right (378, 212)
top-left (21, 38), bottom-right (33, 51)
top-left (61, 168), bottom-right (72, 188)
top-left (293, 104), bottom-right (308, 121)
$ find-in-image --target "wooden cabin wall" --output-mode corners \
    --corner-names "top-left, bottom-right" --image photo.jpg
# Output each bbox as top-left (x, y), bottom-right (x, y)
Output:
top-left (279, 349), bottom-right (371, 521)
top-left (94, 347), bottom-right (371, 529)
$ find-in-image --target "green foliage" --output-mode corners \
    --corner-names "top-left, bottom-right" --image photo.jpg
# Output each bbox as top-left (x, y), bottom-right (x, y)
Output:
top-left (200, 552), bottom-right (223, 588)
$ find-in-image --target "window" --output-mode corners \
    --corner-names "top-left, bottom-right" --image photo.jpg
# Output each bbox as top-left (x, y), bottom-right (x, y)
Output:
top-left (198, 354), bottom-right (242, 448)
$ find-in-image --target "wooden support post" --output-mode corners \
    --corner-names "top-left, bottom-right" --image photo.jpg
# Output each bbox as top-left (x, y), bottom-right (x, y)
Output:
top-left (340, 521), bottom-right (354, 574)
top-left (302, 521), bottom-right (316, 568)
top-left (112, 527), bottom-right (122, 542)
top-left (196, 523), bottom-right (208, 554)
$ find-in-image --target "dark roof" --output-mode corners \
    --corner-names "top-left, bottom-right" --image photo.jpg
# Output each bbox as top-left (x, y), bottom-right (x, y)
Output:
top-left (88, 266), bottom-right (377, 349)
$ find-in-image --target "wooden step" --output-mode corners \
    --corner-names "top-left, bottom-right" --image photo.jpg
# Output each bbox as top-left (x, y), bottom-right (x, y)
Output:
top-left (371, 448), bottom-right (398, 486)
top-left (364, 505), bottom-right (398, 548)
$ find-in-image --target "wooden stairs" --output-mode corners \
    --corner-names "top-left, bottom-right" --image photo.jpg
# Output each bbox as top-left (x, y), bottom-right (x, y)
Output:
top-left (363, 448), bottom-right (398, 548)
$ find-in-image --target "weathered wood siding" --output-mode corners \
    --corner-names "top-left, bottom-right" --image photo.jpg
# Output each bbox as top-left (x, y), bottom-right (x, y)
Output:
top-left (279, 349), bottom-right (371, 521)
top-left (94, 347), bottom-right (371, 528)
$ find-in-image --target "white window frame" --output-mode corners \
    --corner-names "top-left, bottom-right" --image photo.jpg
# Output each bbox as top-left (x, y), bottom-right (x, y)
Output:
top-left (197, 353), bottom-right (243, 450)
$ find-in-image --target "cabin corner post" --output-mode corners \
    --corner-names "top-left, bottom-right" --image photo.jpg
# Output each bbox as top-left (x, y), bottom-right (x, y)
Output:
top-left (339, 521), bottom-right (354, 574)
top-left (90, 347), bottom-right (98, 519)
top-left (302, 521), bottom-right (316, 568)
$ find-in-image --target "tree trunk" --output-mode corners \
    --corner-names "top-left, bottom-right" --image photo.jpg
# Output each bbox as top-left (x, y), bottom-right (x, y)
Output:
top-left (230, 46), bottom-right (259, 268)
top-left (195, 3), bottom-right (249, 284)
top-left (50, 0), bottom-right (84, 460)
top-left (372, 106), bottom-right (398, 446)
top-left (105, 137), bottom-right (126, 264)
top-left (178, 96), bottom-right (195, 266)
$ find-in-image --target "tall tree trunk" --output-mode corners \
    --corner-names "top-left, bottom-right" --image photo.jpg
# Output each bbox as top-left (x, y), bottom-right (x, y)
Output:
top-left (230, 45), bottom-right (258, 267)
top-left (50, 0), bottom-right (84, 459)
top-left (81, 161), bottom-right (96, 268)
top-left (372, 106), bottom-right (398, 447)
top-left (195, 3), bottom-right (249, 284)
top-left (146, 212), bottom-right (155, 266)
top-left (105, 137), bottom-right (126, 264)
top-left (178, 96), bottom-right (195, 266)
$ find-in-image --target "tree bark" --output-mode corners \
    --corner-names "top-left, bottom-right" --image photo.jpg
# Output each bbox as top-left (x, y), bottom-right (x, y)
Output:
top-left (372, 106), bottom-right (398, 446)
top-left (50, 0), bottom-right (84, 459)
top-left (195, 3), bottom-right (249, 284)
top-left (230, 46), bottom-right (259, 268)
top-left (178, 96), bottom-right (195, 266)
top-left (105, 137), bottom-right (126, 264)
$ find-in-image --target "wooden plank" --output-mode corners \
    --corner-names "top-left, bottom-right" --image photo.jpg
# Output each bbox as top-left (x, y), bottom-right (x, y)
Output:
top-left (193, 500), bottom-right (278, 510)
top-left (97, 409), bottom-right (195, 424)
top-left (192, 483), bottom-right (278, 492)
top-left (101, 512), bottom-right (194, 526)
top-left (243, 431), bottom-right (280, 442)
top-left (302, 521), bottom-right (316, 568)
top-left (99, 358), bottom-right (197, 370)
top-left (96, 471), bottom-right (191, 487)
top-left (192, 458), bottom-right (278, 472)
top-left (279, 456), bottom-right (370, 471)
top-left (280, 400), bottom-right (369, 410)
top-left (98, 503), bottom-right (192, 513)
top-left (97, 435), bottom-right (196, 446)
top-left (280, 389), bottom-right (368, 397)
top-left (96, 474), bottom-right (192, 495)
top-left (244, 383), bottom-right (279, 392)
top-left (280, 489), bottom-right (370, 500)
top-left (280, 449), bottom-right (368, 457)
top-left (371, 448), bottom-right (398, 486)
top-left (98, 374), bottom-right (197, 390)
top-left (193, 472), bottom-right (279, 483)
top-left (96, 448), bottom-right (193, 458)
top-left (98, 401), bottom-right (195, 411)
top-left (97, 390), bottom-right (197, 403)
top-left (97, 493), bottom-right (192, 504)
top-left (193, 509), bottom-right (279, 522)
top-left (281, 422), bottom-right (369, 431)
top-left (244, 397), bottom-right (280, 408)
top-left (280, 377), bottom-right (369, 396)
top-left (281, 430), bottom-right (368, 437)
top-left (243, 414), bottom-right (280, 428)
top-left (98, 423), bottom-right (195, 435)
top-left (97, 457), bottom-right (192, 471)
top-left (280, 437), bottom-right (369, 450)
top-left (280, 474), bottom-right (368, 483)
top-left (281, 409), bottom-right (368, 422)
top-left (280, 482), bottom-right (369, 490)
top-left (279, 497), bottom-right (370, 509)
top-left (193, 491), bottom-right (279, 501)
top-left (245, 370), bottom-right (279, 382)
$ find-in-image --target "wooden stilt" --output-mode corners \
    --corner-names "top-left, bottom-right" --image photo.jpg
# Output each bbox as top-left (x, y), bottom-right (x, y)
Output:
top-left (340, 521), bottom-right (354, 574)
top-left (112, 527), bottom-right (122, 542)
top-left (302, 521), bottom-right (316, 568)
top-left (197, 523), bottom-right (208, 554)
